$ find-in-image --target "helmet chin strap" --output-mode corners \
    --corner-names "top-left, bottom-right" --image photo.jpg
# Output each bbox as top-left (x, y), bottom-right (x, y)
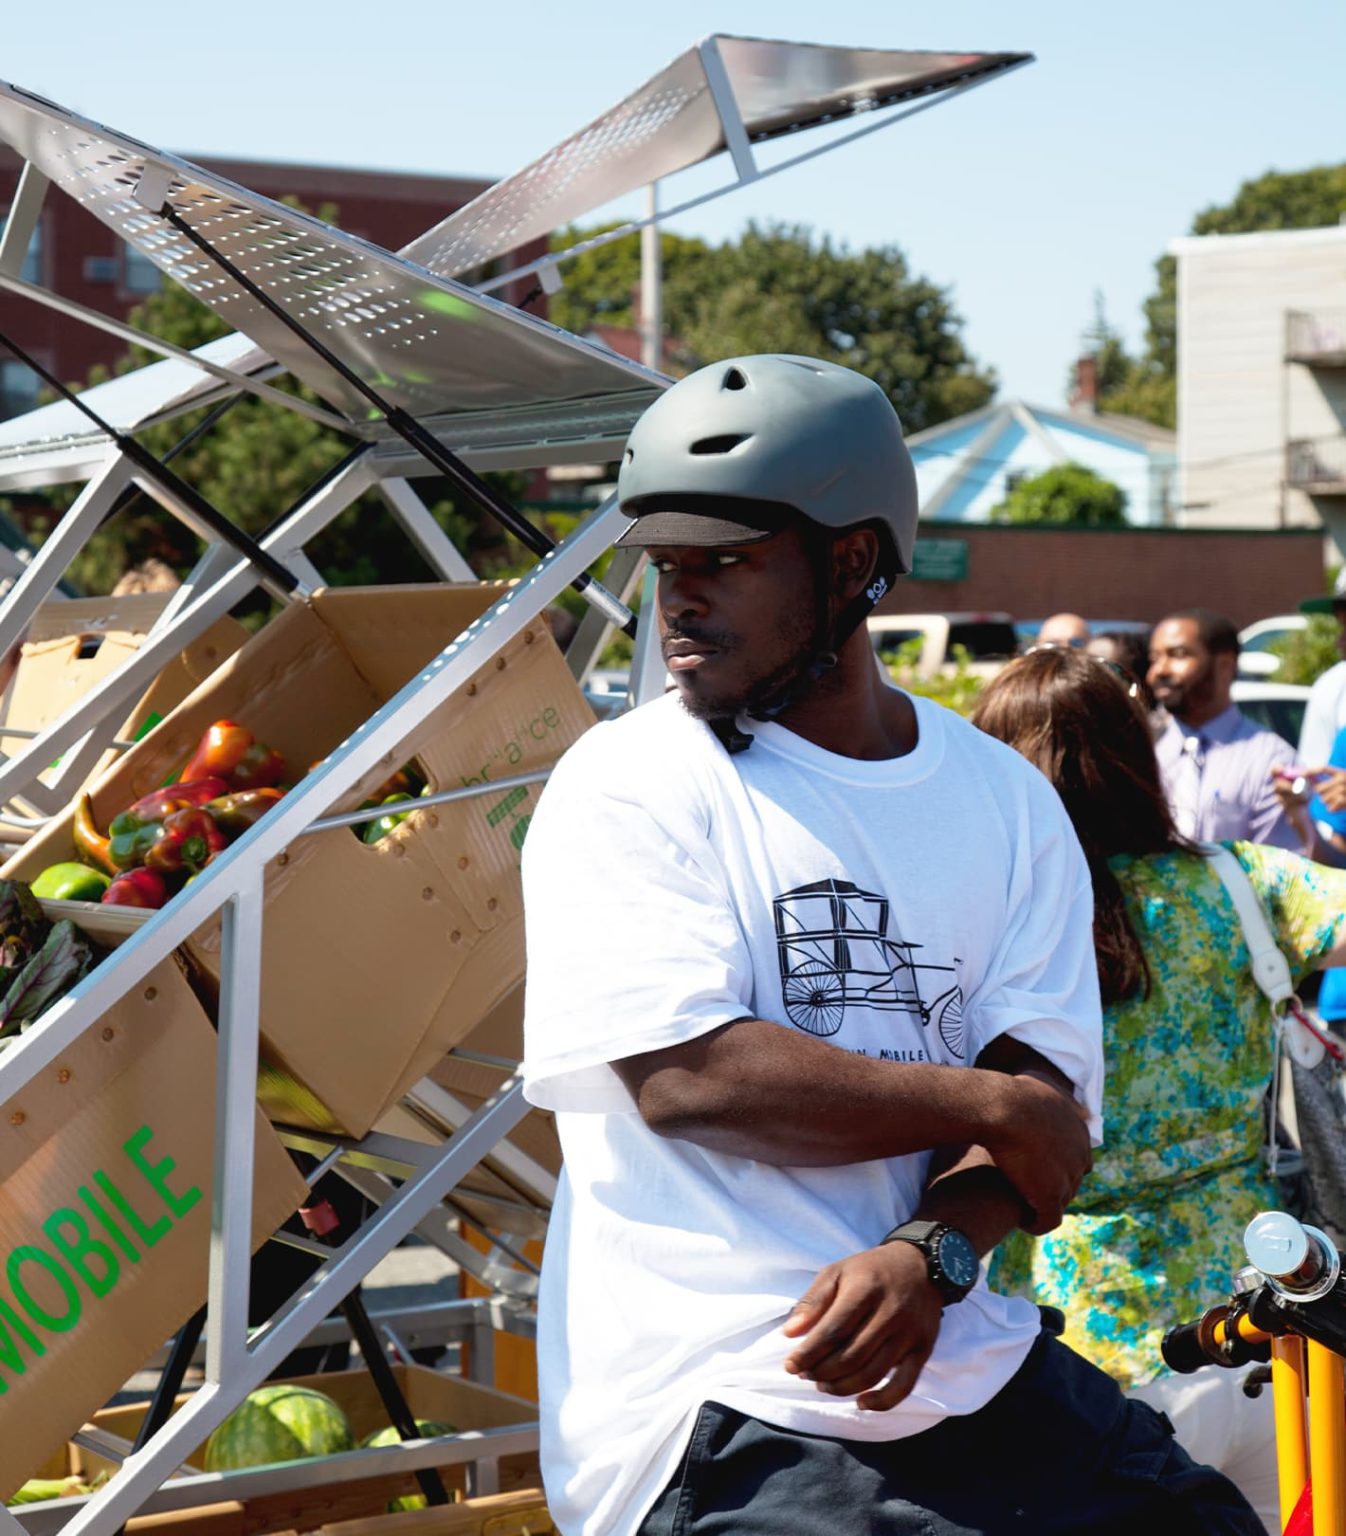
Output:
top-left (711, 535), bottom-right (898, 754)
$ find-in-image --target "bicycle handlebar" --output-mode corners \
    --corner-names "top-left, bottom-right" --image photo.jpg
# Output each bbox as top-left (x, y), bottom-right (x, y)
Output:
top-left (1163, 1212), bottom-right (1346, 1373)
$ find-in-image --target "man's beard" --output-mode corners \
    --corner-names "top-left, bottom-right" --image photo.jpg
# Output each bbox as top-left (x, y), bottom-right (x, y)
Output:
top-left (675, 640), bottom-right (820, 722)
top-left (667, 606), bottom-right (822, 723)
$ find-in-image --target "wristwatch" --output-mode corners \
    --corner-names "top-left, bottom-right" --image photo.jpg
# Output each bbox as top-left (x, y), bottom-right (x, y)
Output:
top-left (880, 1220), bottom-right (980, 1305)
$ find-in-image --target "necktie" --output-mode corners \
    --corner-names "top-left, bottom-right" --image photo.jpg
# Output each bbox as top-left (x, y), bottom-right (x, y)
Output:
top-left (1172, 732), bottom-right (1205, 838)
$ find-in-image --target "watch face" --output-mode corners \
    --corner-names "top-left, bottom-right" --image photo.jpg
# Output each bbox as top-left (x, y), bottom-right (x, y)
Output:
top-left (936, 1229), bottom-right (981, 1291)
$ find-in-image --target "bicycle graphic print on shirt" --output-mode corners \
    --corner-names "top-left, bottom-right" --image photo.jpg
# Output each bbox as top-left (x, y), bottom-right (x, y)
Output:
top-left (772, 877), bottom-right (965, 1056)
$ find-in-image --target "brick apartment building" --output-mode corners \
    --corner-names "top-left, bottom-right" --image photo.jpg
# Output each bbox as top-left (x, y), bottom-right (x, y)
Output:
top-left (0, 148), bottom-right (546, 419)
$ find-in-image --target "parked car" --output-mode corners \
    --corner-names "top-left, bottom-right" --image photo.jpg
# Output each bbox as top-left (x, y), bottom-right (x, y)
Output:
top-left (1230, 679), bottom-right (1310, 745)
top-left (867, 612), bottom-right (1017, 680)
top-left (1237, 615), bottom-right (1308, 680)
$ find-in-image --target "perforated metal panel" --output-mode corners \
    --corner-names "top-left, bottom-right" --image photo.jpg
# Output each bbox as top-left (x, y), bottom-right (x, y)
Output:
top-left (0, 81), bottom-right (664, 426)
top-left (405, 36), bottom-right (1028, 279)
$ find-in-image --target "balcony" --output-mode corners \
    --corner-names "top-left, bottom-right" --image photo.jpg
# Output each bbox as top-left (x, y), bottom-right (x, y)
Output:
top-left (1287, 434), bottom-right (1346, 495)
top-left (1286, 309), bottom-right (1346, 368)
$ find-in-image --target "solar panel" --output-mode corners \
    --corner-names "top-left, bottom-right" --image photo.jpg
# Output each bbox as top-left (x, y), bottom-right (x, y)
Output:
top-left (404, 35), bottom-right (1029, 279)
top-left (0, 80), bottom-right (664, 427)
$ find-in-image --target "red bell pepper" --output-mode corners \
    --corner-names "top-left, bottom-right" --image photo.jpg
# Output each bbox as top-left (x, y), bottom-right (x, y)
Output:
top-left (180, 721), bottom-right (254, 785)
top-left (107, 777), bottom-right (231, 871)
top-left (100, 868), bottom-right (170, 909)
top-left (228, 740), bottom-right (286, 790)
top-left (72, 794), bottom-right (117, 876)
top-left (204, 787), bottom-right (284, 836)
top-left (143, 806), bottom-right (228, 877)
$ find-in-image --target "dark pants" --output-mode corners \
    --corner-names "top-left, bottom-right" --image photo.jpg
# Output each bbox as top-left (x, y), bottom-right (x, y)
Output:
top-left (637, 1333), bottom-right (1262, 1535)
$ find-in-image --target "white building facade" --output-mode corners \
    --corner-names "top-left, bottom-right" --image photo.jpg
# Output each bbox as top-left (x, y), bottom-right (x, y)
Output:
top-left (1174, 225), bottom-right (1346, 539)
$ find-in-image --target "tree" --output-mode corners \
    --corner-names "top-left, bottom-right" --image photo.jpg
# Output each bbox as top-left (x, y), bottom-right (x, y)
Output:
top-left (548, 222), bottom-right (712, 338)
top-left (1096, 164), bottom-right (1346, 430)
top-left (989, 463), bottom-right (1128, 527)
top-left (551, 220), bottom-right (995, 432)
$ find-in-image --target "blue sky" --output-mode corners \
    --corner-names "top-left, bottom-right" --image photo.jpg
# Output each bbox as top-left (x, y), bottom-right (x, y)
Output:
top-left (4, 1), bottom-right (1343, 407)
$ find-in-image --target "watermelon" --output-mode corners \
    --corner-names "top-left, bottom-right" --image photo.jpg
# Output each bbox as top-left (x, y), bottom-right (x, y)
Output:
top-left (361, 1421), bottom-right (459, 1513)
top-left (203, 1385), bottom-right (354, 1471)
top-left (360, 1419), bottom-right (457, 1449)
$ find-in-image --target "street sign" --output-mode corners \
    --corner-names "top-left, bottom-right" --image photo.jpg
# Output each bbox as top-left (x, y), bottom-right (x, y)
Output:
top-left (911, 539), bottom-right (969, 582)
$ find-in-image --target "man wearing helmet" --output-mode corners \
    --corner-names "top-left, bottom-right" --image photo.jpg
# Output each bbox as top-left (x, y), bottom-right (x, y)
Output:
top-left (521, 357), bottom-right (1259, 1535)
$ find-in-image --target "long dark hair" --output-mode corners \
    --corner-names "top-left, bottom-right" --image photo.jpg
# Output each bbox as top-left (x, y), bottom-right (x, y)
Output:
top-left (971, 648), bottom-right (1195, 1005)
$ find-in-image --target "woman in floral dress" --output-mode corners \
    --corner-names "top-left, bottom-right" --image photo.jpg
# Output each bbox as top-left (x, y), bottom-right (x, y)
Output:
top-left (972, 647), bottom-right (1346, 1528)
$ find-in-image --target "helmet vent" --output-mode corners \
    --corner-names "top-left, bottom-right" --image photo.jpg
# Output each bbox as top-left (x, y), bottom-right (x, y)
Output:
top-left (721, 367), bottom-right (748, 391)
top-left (690, 434), bottom-right (748, 456)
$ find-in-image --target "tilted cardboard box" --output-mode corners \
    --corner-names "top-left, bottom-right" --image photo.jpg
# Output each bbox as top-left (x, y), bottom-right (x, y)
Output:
top-left (5, 585), bottom-right (595, 1138)
top-left (0, 592), bottom-right (247, 818)
top-left (0, 953), bottom-right (306, 1495)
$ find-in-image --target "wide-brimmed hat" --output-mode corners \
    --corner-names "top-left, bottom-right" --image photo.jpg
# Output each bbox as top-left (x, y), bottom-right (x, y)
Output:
top-left (1301, 568), bottom-right (1346, 614)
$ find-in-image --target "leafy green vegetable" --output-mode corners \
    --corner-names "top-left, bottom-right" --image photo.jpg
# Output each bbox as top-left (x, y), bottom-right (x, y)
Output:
top-left (0, 921), bottom-right (94, 1035)
top-left (0, 880), bottom-right (51, 992)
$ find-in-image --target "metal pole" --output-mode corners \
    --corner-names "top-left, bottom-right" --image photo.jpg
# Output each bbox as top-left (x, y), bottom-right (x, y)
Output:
top-left (641, 182), bottom-right (662, 374)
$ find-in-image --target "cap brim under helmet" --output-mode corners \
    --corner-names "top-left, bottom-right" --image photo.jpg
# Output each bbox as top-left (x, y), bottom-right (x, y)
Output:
top-left (614, 495), bottom-right (802, 550)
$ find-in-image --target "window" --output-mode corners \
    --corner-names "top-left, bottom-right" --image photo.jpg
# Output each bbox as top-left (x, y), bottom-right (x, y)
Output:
top-left (0, 210), bottom-right (42, 285)
top-left (84, 255), bottom-right (119, 284)
top-left (0, 359), bottom-right (40, 420)
top-left (123, 245), bottom-right (162, 294)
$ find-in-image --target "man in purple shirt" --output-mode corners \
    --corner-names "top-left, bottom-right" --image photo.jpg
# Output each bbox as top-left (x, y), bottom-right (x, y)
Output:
top-left (1149, 608), bottom-right (1298, 849)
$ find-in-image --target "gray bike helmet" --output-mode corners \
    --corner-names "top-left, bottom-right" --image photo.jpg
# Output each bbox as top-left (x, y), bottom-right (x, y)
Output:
top-left (615, 356), bottom-right (919, 750)
top-left (615, 354), bottom-right (918, 575)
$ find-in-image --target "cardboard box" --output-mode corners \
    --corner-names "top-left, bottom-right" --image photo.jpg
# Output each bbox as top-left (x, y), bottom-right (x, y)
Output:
top-left (4, 585), bottom-right (595, 1138)
top-left (0, 593), bottom-right (247, 811)
top-left (93, 1364), bottom-right (540, 1532)
top-left (319, 1488), bottom-right (553, 1536)
top-left (0, 953), bottom-right (307, 1496)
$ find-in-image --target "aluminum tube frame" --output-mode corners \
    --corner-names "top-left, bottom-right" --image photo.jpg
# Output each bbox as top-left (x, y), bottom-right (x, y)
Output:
top-left (330, 1160), bottom-right (540, 1300)
top-left (476, 63), bottom-right (1030, 296)
top-left (564, 542), bottom-right (645, 686)
top-left (0, 162), bottom-right (49, 278)
top-left (0, 455), bottom-right (130, 662)
top-left (13, 1423), bottom-right (541, 1536)
top-left (377, 477), bottom-right (477, 581)
top-left (205, 876), bottom-right (263, 1385)
top-left (0, 454), bottom-right (378, 808)
top-left (697, 37), bottom-right (758, 183)
top-left (0, 496), bottom-right (624, 1099)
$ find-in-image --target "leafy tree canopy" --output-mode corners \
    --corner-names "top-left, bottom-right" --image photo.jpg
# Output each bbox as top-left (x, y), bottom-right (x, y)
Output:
top-left (550, 219), bottom-right (995, 434)
top-left (990, 463), bottom-right (1128, 527)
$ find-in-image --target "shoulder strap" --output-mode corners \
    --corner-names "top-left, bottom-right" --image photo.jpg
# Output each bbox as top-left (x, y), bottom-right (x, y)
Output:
top-left (1203, 845), bottom-right (1322, 1171)
top-left (1203, 843), bottom-right (1294, 1007)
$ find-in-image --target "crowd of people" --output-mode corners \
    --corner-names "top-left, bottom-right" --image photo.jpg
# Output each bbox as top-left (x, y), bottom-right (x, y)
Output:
top-left (519, 355), bottom-right (1346, 1535)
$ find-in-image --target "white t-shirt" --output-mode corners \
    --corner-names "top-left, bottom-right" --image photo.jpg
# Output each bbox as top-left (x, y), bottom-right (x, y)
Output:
top-left (1299, 660), bottom-right (1346, 764)
top-left (521, 691), bottom-right (1103, 1536)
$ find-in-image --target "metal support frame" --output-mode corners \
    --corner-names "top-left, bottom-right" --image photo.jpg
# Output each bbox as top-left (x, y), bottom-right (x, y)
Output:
top-left (0, 162), bottom-right (49, 278)
top-left (474, 61), bottom-right (1031, 297)
top-left (0, 503), bottom-right (624, 1534)
top-left (0, 454), bottom-right (378, 810)
top-left (377, 478), bottom-right (476, 582)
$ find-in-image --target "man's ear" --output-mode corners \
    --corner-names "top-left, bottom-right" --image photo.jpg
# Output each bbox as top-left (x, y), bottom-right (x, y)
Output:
top-left (832, 528), bottom-right (880, 602)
